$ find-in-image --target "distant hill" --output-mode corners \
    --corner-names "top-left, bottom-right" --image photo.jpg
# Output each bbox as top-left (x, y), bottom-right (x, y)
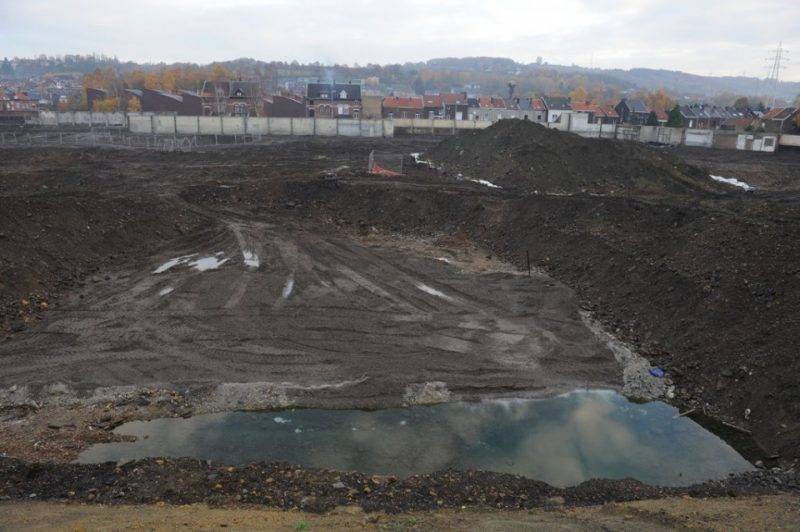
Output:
top-left (4, 54), bottom-right (798, 104)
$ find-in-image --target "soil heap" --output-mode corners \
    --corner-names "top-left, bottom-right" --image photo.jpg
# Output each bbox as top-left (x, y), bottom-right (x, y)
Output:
top-left (425, 119), bottom-right (719, 197)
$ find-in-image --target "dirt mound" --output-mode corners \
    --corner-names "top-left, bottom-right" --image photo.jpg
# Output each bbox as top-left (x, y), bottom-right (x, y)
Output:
top-left (425, 120), bottom-right (718, 197)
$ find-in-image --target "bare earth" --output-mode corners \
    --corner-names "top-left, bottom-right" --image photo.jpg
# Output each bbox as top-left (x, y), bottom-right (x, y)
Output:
top-left (2, 495), bottom-right (799, 531)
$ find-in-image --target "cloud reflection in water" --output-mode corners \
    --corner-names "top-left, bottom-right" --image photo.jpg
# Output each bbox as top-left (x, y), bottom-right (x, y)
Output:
top-left (78, 390), bottom-right (752, 487)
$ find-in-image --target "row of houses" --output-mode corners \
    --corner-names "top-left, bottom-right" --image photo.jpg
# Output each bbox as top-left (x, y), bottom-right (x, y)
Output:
top-left (8, 78), bottom-right (799, 136)
top-left (0, 90), bottom-right (38, 123)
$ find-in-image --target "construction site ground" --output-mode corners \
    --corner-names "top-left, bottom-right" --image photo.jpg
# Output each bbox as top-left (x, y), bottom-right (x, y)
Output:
top-left (1, 131), bottom-right (799, 521)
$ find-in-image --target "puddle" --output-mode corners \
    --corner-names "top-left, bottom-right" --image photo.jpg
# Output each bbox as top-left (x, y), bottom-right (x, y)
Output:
top-left (77, 391), bottom-right (752, 487)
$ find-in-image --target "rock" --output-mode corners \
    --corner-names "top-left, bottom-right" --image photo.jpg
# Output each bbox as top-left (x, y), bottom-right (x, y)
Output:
top-left (332, 481), bottom-right (347, 490)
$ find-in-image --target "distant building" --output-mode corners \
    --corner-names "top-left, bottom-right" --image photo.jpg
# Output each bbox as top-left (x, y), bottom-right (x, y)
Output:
top-left (200, 80), bottom-right (263, 116)
top-left (382, 96), bottom-right (423, 119)
top-left (0, 91), bottom-right (37, 123)
top-left (471, 96), bottom-right (507, 121)
top-left (124, 88), bottom-right (202, 116)
top-left (422, 94), bottom-right (443, 119)
top-left (85, 87), bottom-right (109, 111)
top-left (760, 107), bottom-right (798, 133)
top-left (263, 94), bottom-right (306, 118)
top-left (440, 93), bottom-right (470, 120)
top-left (360, 93), bottom-right (383, 119)
top-left (306, 82), bottom-right (361, 118)
top-left (615, 99), bottom-right (649, 125)
top-left (541, 96), bottom-right (572, 123)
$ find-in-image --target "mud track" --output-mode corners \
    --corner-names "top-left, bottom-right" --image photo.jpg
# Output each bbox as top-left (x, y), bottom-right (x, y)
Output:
top-left (2, 137), bottom-right (799, 470)
top-left (1, 214), bottom-right (620, 406)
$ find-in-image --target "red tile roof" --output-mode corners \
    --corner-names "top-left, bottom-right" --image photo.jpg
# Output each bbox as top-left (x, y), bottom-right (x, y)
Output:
top-left (382, 96), bottom-right (423, 109)
top-left (423, 94), bottom-right (442, 107)
top-left (655, 109), bottom-right (668, 121)
top-left (600, 104), bottom-right (619, 118)
top-left (762, 107), bottom-right (787, 120)
top-left (723, 117), bottom-right (756, 128)
top-left (531, 98), bottom-right (546, 111)
top-left (440, 93), bottom-right (468, 105)
top-left (479, 96), bottom-right (506, 108)
top-left (570, 101), bottom-right (596, 112)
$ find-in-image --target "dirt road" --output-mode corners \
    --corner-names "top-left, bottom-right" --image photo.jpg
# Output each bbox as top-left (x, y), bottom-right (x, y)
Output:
top-left (1, 216), bottom-right (620, 407)
top-left (2, 495), bottom-right (799, 531)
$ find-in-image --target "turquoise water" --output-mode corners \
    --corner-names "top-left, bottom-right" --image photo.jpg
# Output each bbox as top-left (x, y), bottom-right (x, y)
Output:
top-left (78, 390), bottom-right (753, 487)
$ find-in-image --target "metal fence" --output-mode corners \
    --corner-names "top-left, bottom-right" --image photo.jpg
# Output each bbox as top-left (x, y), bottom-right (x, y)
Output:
top-left (0, 129), bottom-right (271, 152)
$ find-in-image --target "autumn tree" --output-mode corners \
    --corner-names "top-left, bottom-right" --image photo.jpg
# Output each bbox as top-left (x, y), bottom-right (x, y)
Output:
top-left (210, 63), bottom-right (231, 81)
top-left (127, 96), bottom-right (142, 112)
top-left (639, 89), bottom-right (674, 113)
top-left (569, 85), bottom-right (588, 103)
top-left (93, 97), bottom-right (120, 112)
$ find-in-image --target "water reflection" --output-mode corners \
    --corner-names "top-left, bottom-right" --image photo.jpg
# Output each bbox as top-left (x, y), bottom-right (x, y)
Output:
top-left (78, 390), bottom-right (753, 487)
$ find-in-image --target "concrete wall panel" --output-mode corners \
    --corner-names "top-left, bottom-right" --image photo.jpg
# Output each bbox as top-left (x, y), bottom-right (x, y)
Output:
top-left (268, 118), bottom-right (292, 135)
top-left (129, 116), bottom-right (153, 134)
top-left (38, 111), bottom-right (58, 126)
top-left (221, 116), bottom-right (245, 135)
top-left (198, 116), bottom-right (222, 135)
top-left (72, 112), bottom-right (91, 125)
top-left (685, 130), bottom-right (713, 147)
top-left (291, 118), bottom-right (315, 136)
top-left (359, 120), bottom-right (385, 137)
top-left (176, 116), bottom-right (200, 135)
top-left (246, 117), bottom-right (269, 135)
top-left (106, 112), bottom-right (126, 126)
top-left (616, 126), bottom-right (639, 141)
top-left (153, 116), bottom-right (176, 135)
top-left (780, 134), bottom-right (800, 147)
top-left (336, 120), bottom-right (361, 137)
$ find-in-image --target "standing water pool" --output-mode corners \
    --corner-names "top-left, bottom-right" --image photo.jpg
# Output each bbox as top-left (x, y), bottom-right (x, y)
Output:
top-left (78, 390), bottom-right (753, 487)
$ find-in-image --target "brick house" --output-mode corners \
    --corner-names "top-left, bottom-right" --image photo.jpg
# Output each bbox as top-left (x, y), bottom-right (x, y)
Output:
top-left (382, 96), bottom-right (423, 119)
top-left (615, 98), bottom-right (649, 125)
top-left (306, 82), bottom-right (361, 118)
top-left (200, 81), bottom-right (264, 117)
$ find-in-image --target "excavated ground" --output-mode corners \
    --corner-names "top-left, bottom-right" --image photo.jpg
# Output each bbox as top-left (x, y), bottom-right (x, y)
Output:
top-left (1, 132), bottom-right (799, 511)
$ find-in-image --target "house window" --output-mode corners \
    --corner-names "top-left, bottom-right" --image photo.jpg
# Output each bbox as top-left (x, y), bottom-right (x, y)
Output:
top-left (415, 112), bottom-right (420, 119)
top-left (388, 112), bottom-right (394, 119)
top-left (402, 111), bottom-right (408, 119)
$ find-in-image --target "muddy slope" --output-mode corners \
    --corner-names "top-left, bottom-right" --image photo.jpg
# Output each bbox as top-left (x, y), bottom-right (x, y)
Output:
top-left (2, 139), bottom-right (800, 470)
top-left (425, 119), bottom-right (720, 197)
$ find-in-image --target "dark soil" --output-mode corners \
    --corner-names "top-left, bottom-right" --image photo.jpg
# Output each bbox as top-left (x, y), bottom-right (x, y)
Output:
top-left (0, 457), bottom-right (797, 513)
top-left (2, 133), bottom-right (800, 499)
top-left (424, 119), bottom-right (722, 197)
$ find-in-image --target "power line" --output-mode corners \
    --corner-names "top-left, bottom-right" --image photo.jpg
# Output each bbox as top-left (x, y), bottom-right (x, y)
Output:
top-left (764, 42), bottom-right (789, 109)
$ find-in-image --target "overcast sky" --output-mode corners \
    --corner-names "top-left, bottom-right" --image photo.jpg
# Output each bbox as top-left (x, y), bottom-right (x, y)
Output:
top-left (1, 0), bottom-right (797, 81)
